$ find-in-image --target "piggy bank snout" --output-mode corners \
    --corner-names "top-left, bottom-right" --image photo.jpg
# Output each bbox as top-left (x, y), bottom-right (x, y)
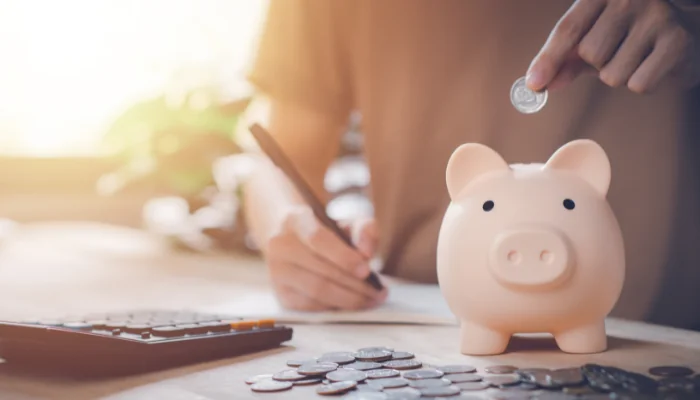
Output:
top-left (489, 228), bottom-right (574, 289)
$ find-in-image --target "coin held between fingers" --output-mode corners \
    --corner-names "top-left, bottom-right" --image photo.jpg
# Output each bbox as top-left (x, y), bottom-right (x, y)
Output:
top-left (510, 76), bottom-right (548, 114)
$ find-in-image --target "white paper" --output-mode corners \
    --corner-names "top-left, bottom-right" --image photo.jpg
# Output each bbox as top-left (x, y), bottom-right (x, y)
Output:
top-left (198, 281), bottom-right (459, 326)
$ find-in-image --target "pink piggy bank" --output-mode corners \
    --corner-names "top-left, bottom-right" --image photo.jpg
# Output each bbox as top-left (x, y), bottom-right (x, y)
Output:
top-left (436, 139), bottom-right (625, 355)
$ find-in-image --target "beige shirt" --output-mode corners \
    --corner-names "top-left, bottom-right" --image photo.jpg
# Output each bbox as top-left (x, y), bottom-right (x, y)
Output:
top-left (248, 0), bottom-right (700, 330)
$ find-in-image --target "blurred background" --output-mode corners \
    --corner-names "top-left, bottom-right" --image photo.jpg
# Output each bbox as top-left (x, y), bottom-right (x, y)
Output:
top-left (0, 0), bottom-right (372, 256)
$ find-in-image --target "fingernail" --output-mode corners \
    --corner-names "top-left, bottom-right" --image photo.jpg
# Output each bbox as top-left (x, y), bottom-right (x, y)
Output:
top-left (355, 263), bottom-right (369, 278)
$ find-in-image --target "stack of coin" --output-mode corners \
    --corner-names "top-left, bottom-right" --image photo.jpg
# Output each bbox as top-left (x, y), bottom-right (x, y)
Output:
top-left (246, 346), bottom-right (699, 398)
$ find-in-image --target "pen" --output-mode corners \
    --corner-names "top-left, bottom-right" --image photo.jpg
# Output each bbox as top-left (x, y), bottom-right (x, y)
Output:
top-left (248, 123), bottom-right (385, 291)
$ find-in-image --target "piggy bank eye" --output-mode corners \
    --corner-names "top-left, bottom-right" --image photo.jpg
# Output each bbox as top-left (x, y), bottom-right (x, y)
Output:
top-left (482, 200), bottom-right (494, 212)
top-left (563, 198), bottom-right (575, 210)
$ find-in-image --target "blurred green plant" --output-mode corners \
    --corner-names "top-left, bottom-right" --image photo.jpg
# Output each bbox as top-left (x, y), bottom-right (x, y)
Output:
top-left (97, 84), bottom-right (250, 198)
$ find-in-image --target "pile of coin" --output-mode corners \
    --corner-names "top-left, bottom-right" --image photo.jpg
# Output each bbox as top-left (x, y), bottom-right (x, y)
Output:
top-left (245, 346), bottom-right (699, 399)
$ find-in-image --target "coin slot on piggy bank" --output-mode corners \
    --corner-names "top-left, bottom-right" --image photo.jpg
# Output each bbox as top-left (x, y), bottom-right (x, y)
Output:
top-left (436, 139), bottom-right (625, 355)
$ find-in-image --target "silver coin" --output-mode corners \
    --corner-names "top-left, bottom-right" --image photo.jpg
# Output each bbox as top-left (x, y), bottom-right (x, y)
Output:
top-left (390, 351), bottom-right (414, 360)
top-left (358, 346), bottom-right (394, 353)
top-left (297, 362), bottom-right (339, 375)
top-left (403, 369), bottom-right (444, 380)
top-left (244, 374), bottom-right (273, 384)
top-left (371, 377), bottom-right (409, 389)
top-left (510, 76), bottom-right (547, 114)
top-left (327, 368), bottom-right (368, 382)
top-left (407, 378), bottom-right (451, 388)
top-left (366, 369), bottom-right (401, 379)
top-left (250, 379), bottom-right (293, 392)
top-left (346, 361), bottom-right (384, 371)
top-left (435, 364), bottom-right (476, 374)
top-left (272, 369), bottom-right (306, 381)
top-left (445, 373), bottom-right (482, 383)
top-left (286, 358), bottom-right (316, 367)
top-left (316, 380), bottom-right (357, 395)
top-left (417, 384), bottom-right (461, 397)
top-left (383, 359), bottom-right (422, 370)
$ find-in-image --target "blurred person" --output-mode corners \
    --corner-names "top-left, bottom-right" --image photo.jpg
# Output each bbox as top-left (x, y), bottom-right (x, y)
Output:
top-left (241, 0), bottom-right (700, 331)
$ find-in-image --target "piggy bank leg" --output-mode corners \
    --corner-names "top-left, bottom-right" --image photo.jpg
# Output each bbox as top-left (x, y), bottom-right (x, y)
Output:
top-left (553, 320), bottom-right (607, 353)
top-left (460, 320), bottom-right (510, 355)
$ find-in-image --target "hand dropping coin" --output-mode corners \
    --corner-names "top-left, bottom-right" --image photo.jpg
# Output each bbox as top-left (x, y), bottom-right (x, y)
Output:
top-left (510, 76), bottom-right (547, 114)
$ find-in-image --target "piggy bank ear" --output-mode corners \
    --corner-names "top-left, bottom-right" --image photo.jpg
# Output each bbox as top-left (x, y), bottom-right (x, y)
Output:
top-left (446, 143), bottom-right (509, 200)
top-left (544, 139), bottom-right (611, 196)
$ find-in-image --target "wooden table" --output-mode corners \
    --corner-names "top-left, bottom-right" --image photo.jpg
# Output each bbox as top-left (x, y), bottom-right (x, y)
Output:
top-left (1, 222), bottom-right (699, 400)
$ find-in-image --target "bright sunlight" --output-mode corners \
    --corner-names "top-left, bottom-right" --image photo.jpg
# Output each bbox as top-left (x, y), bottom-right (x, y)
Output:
top-left (0, 0), bottom-right (267, 157)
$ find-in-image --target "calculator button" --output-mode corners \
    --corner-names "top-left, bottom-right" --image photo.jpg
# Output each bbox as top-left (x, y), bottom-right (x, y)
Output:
top-left (62, 322), bottom-right (93, 330)
top-left (258, 319), bottom-right (275, 328)
top-left (124, 324), bottom-right (152, 334)
top-left (152, 326), bottom-right (186, 337)
top-left (231, 320), bottom-right (257, 331)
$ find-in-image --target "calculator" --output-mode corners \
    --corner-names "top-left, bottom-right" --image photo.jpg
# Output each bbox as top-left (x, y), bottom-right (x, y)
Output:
top-left (0, 310), bottom-right (293, 376)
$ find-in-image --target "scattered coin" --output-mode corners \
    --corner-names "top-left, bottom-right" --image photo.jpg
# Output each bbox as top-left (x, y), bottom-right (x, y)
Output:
top-left (286, 359), bottom-right (316, 367)
top-left (272, 369), bottom-right (306, 381)
top-left (316, 380), bottom-right (357, 395)
top-left (297, 362), bottom-right (338, 375)
top-left (250, 379), bottom-right (293, 392)
top-left (510, 76), bottom-right (547, 114)
top-left (346, 361), bottom-right (384, 371)
top-left (327, 368), bottom-right (368, 382)
top-left (383, 359), bottom-right (422, 370)
top-left (435, 364), bottom-right (476, 374)
top-left (403, 369), bottom-right (444, 380)
top-left (445, 373), bottom-right (482, 383)
top-left (370, 377), bottom-right (410, 389)
top-left (417, 384), bottom-right (461, 397)
top-left (454, 381), bottom-right (489, 391)
top-left (245, 374), bottom-right (273, 384)
top-left (485, 365), bottom-right (519, 374)
top-left (354, 350), bottom-right (393, 362)
top-left (390, 351), bottom-right (414, 360)
top-left (407, 378), bottom-right (451, 388)
top-left (245, 348), bottom-right (697, 398)
top-left (366, 369), bottom-right (401, 379)
top-left (292, 377), bottom-right (322, 385)
top-left (649, 365), bottom-right (695, 377)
